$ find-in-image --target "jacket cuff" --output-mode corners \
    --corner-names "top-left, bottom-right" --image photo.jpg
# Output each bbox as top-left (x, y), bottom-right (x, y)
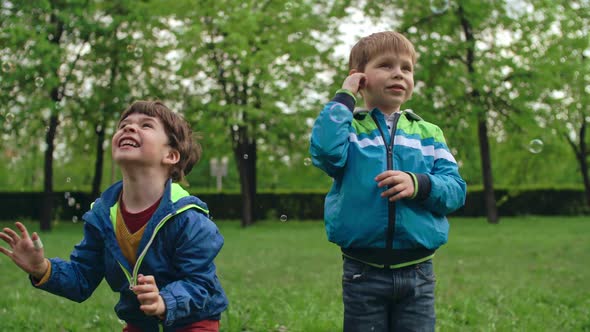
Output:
top-left (331, 90), bottom-right (356, 112)
top-left (160, 291), bottom-right (175, 326)
top-left (406, 172), bottom-right (431, 201)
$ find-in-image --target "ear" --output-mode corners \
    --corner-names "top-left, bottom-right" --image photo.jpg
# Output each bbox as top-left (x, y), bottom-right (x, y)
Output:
top-left (349, 68), bottom-right (360, 75)
top-left (163, 148), bottom-right (180, 166)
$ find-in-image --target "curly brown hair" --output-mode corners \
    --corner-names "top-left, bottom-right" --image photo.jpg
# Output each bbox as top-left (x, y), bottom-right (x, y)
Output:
top-left (117, 100), bottom-right (201, 182)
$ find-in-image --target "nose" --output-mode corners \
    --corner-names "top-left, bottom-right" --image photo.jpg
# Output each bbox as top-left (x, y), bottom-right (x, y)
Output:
top-left (123, 123), bottom-right (138, 132)
top-left (391, 66), bottom-right (403, 79)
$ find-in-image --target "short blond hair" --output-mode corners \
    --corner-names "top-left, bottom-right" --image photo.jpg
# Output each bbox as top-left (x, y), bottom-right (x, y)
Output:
top-left (348, 31), bottom-right (417, 71)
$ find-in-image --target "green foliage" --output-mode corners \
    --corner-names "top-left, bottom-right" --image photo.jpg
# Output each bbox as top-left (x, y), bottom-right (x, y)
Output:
top-left (0, 0), bottom-right (587, 196)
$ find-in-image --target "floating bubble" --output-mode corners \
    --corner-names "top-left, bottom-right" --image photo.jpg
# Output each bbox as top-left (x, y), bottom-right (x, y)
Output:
top-left (1, 61), bottom-right (14, 73)
top-left (126, 44), bottom-right (135, 52)
top-left (66, 177), bottom-right (71, 183)
top-left (328, 108), bottom-right (349, 124)
top-left (35, 77), bottom-right (45, 88)
top-left (303, 158), bottom-right (312, 166)
top-left (280, 215), bottom-right (288, 222)
top-left (64, 192), bottom-right (70, 199)
top-left (133, 47), bottom-right (143, 58)
top-left (285, 2), bottom-right (293, 10)
top-left (72, 216), bottom-right (78, 223)
top-left (68, 197), bottom-right (76, 207)
top-left (243, 154), bottom-right (249, 160)
top-left (4, 112), bottom-right (15, 123)
top-left (528, 139), bottom-right (543, 154)
top-left (430, 0), bottom-right (449, 14)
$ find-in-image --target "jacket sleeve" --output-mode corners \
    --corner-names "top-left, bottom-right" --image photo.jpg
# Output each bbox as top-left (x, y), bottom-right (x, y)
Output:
top-left (33, 221), bottom-right (105, 302)
top-left (418, 126), bottom-right (467, 216)
top-left (159, 211), bottom-right (225, 326)
top-left (309, 93), bottom-right (356, 178)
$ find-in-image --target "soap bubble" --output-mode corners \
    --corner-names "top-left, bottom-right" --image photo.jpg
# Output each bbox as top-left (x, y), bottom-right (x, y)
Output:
top-left (280, 215), bottom-right (288, 222)
top-left (303, 158), bottom-right (312, 166)
top-left (1, 61), bottom-right (14, 73)
top-left (430, 0), bottom-right (449, 14)
top-left (528, 139), bottom-right (543, 154)
top-left (35, 77), bottom-right (45, 88)
top-left (4, 112), bottom-right (15, 123)
top-left (329, 108), bottom-right (349, 124)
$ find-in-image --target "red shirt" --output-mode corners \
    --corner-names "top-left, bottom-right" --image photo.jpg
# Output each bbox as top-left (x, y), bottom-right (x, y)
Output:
top-left (120, 195), bottom-right (161, 233)
top-left (124, 320), bottom-right (219, 332)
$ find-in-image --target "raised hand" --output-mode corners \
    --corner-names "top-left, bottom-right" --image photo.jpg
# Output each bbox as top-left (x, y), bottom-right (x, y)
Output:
top-left (375, 170), bottom-right (415, 202)
top-left (133, 274), bottom-right (166, 319)
top-left (342, 72), bottom-right (367, 94)
top-left (0, 221), bottom-right (48, 279)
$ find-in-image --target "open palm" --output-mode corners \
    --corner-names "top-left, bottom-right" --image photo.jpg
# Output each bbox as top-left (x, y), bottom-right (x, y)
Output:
top-left (0, 222), bottom-right (47, 276)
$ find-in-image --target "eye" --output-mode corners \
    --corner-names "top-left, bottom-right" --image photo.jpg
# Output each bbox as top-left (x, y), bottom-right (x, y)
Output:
top-left (118, 123), bottom-right (127, 130)
top-left (142, 123), bottom-right (153, 128)
top-left (402, 66), bottom-right (412, 72)
top-left (379, 63), bottom-right (392, 69)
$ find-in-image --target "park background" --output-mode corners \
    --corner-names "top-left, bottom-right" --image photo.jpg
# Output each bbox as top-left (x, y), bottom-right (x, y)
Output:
top-left (0, 0), bottom-right (589, 331)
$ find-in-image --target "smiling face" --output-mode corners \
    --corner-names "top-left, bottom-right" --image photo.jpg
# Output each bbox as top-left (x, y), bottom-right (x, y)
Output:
top-left (111, 113), bottom-right (178, 170)
top-left (354, 52), bottom-right (414, 114)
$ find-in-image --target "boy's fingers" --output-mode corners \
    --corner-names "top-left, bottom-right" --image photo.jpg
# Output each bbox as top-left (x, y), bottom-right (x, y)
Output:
top-left (3, 228), bottom-right (21, 243)
top-left (374, 170), bottom-right (396, 181)
top-left (139, 275), bottom-right (156, 285)
top-left (0, 232), bottom-right (14, 245)
top-left (0, 246), bottom-right (13, 257)
top-left (137, 291), bottom-right (158, 303)
top-left (32, 233), bottom-right (43, 250)
top-left (134, 283), bottom-right (157, 294)
top-left (15, 222), bottom-right (30, 240)
top-left (359, 76), bottom-right (367, 90)
top-left (140, 303), bottom-right (157, 314)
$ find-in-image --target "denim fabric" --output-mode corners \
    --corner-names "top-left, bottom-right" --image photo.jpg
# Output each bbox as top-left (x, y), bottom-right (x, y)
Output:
top-left (342, 257), bottom-right (436, 332)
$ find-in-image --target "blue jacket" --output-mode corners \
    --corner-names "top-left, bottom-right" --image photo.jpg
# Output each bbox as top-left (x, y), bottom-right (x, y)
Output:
top-left (310, 93), bottom-right (466, 263)
top-left (34, 180), bottom-right (228, 331)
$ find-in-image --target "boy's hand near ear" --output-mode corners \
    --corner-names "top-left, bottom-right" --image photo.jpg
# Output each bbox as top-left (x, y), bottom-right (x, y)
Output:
top-left (342, 72), bottom-right (367, 94)
top-left (0, 221), bottom-right (49, 280)
top-left (134, 274), bottom-right (167, 319)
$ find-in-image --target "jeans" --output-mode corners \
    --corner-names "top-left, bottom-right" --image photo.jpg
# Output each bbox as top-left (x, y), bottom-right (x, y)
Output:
top-left (342, 257), bottom-right (436, 332)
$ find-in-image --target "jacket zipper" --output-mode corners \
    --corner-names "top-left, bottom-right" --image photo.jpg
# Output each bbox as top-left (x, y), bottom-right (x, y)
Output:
top-left (372, 112), bottom-right (401, 250)
top-left (118, 204), bottom-right (199, 289)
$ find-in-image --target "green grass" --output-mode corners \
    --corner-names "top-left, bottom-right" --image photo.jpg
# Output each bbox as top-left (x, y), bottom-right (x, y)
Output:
top-left (0, 217), bottom-right (589, 331)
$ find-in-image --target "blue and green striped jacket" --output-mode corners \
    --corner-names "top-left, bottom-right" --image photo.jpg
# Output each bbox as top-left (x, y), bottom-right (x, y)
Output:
top-left (310, 93), bottom-right (466, 256)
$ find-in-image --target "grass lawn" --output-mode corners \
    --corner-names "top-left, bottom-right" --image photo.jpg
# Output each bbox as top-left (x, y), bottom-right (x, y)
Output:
top-left (0, 217), bottom-right (589, 331)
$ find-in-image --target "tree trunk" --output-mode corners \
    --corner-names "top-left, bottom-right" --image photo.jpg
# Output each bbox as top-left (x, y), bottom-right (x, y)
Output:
top-left (40, 114), bottom-right (58, 231)
top-left (91, 124), bottom-right (105, 200)
top-left (459, 4), bottom-right (499, 223)
top-left (577, 121), bottom-right (590, 206)
top-left (234, 125), bottom-right (256, 227)
top-left (477, 116), bottom-right (498, 223)
top-left (40, 10), bottom-right (65, 231)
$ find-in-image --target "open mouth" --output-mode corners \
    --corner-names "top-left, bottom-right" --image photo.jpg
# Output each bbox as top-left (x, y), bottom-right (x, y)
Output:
top-left (387, 84), bottom-right (405, 91)
top-left (118, 138), bottom-right (140, 148)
